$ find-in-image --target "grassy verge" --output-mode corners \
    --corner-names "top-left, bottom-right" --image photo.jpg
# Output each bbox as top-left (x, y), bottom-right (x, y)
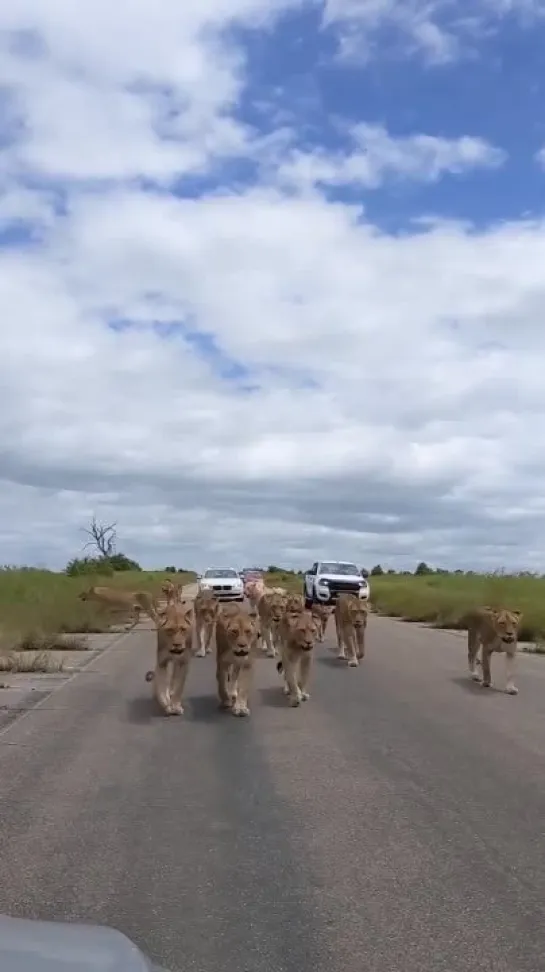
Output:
top-left (370, 574), bottom-right (545, 644)
top-left (265, 570), bottom-right (545, 647)
top-left (0, 651), bottom-right (66, 674)
top-left (263, 571), bottom-right (303, 592)
top-left (0, 569), bottom-right (196, 652)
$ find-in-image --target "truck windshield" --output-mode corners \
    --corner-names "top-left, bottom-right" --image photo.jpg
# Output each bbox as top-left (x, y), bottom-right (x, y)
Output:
top-left (320, 562), bottom-right (358, 575)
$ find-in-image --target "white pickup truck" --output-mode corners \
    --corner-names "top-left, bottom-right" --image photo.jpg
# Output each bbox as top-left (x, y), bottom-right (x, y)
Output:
top-left (304, 561), bottom-right (370, 608)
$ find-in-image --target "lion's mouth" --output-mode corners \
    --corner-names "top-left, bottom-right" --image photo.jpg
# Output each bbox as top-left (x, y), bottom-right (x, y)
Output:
top-left (502, 635), bottom-right (515, 644)
top-left (234, 648), bottom-right (249, 657)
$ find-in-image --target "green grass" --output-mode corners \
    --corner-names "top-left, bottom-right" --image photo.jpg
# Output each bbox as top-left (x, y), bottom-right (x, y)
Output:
top-left (5, 566), bottom-right (544, 654)
top-left (263, 571), bottom-right (303, 592)
top-left (0, 569), bottom-right (196, 651)
top-left (265, 570), bottom-right (545, 644)
top-left (370, 574), bottom-right (545, 642)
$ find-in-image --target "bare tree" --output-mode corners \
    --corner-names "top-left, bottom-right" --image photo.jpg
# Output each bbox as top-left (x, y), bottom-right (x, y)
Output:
top-left (83, 516), bottom-right (117, 558)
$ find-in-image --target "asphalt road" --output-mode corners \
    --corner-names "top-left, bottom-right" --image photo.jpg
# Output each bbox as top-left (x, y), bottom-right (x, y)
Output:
top-left (1, 611), bottom-right (545, 972)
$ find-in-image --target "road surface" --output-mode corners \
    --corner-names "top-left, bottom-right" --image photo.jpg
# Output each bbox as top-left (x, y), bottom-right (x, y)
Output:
top-left (0, 613), bottom-right (545, 972)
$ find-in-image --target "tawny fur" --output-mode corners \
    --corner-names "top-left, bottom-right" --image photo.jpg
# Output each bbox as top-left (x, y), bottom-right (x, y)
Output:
top-left (244, 578), bottom-right (266, 610)
top-left (258, 590), bottom-right (286, 658)
top-left (466, 606), bottom-right (522, 695)
top-left (311, 603), bottom-right (333, 642)
top-left (145, 601), bottom-right (194, 715)
top-left (78, 585), bottom-right (159, 629)
top-left (161, 580), bottom-right (177, 606)
top-left (194, 588), bottom-right (220, 657)
top-left (277, 610), bottom-right (320, 706)
top-left (334, 594), bottom-right (368, 666)
top-left (215, 605), bottom-right (259, 717)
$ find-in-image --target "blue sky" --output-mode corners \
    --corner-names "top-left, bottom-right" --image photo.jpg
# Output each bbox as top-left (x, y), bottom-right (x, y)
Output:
top-left (1, 0), bottom-right (545, 571)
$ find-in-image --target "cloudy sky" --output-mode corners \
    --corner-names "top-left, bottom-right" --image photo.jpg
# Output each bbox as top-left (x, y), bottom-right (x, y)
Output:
top-left (1, 1), bottom-right (545, 573)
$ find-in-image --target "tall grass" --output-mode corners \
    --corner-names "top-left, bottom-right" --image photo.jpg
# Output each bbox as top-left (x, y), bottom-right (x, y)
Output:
top-left (0, 569), bottom-right (196, 651)
top-left (370, 574), bottom-right (545, 641)
top-left (264, 570), bottom-right (545, 641)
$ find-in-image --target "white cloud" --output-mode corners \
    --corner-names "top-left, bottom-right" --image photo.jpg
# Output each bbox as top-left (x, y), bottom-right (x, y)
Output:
top-left (0, 0), bottom-right (543, 572)
top-left (322, 0), bottom-right (545, 65)
top-left (276, 125), bottom-right (505, 190)
top-left (535, 146), bottom-right (545, 169)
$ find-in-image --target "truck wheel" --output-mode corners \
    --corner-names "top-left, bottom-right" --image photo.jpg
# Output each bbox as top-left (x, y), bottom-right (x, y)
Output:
top-left (304, 595), bottom-right (313, 609)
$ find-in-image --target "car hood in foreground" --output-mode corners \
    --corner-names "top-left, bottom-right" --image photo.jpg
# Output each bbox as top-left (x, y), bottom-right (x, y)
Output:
top-left (0, 914), bottom-right (170, 972)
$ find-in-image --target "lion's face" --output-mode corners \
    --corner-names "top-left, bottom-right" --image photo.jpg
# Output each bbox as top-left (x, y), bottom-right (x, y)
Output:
top-left (312, 604), bottom-right (330, 620)
top-left (285, 594), bottom-right (304, 616)
top-left (289, 613), bottom-right (320, 652)
top-left (346, 599), bottom-right (368, 628)
top-left (159, 604), bottom-right (193, 653)
top-left (223, 613), bottom-right (258, 657)
top-left (268, 593), bottom-right (285, 622)
top-left (492, 609), bottom-right (522, 645)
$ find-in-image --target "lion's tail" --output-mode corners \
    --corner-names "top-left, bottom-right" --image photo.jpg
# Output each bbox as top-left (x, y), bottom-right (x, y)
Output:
top-left (276, 660), bottom-right (283, 675)
top-left (145, 670), bottom-right (154, 682)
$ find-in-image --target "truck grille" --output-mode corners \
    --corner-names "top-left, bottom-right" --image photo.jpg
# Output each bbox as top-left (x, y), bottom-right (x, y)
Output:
top-left (327, 581), bottom-right (361, 595)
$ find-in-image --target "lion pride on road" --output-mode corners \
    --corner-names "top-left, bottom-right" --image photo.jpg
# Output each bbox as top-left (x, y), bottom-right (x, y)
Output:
top-left (145, 600), bottom-right (194, 715)
top-left (80, 573), bottom-right (524, 715)
top-left (258, 589), bottom-right (286, 658)
top-left (277, 609), bottom-right (320, 706)
top-left (194, 588), bottom-right (219, 658)
top-left (334, 594), bottom-right (368, 667)
top-left (466, 606), bottom-right (522, 695)
top-left (215, 604), bottom-right (260, 717)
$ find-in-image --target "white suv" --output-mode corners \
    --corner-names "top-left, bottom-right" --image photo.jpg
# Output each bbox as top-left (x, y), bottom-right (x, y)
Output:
top-left (198, 567), bottom-right (244, 602)
top-left (304, 561), bottom-right (370, 607)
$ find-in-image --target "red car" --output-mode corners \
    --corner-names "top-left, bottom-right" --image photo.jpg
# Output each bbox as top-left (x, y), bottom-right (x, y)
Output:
top-left (241, 568), bottom-right (264, 596)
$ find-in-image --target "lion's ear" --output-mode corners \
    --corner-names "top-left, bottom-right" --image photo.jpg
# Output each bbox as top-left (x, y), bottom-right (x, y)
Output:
top-left (512, 610), bottom-right (522, 620)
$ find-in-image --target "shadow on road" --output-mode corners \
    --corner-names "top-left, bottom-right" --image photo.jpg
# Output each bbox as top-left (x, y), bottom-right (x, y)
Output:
top-left (125, 694), bottom-right (162, 724)
top-left (127, 695), bottom-right (165, 726)
top-left (188, 693), bottom-right (223, 722)
top-left (450, 676), bottom-right (504, 695)
top-left (317, 654), bottom-right (342, 668)
top-left (259, 686), bottom-right (287, 708)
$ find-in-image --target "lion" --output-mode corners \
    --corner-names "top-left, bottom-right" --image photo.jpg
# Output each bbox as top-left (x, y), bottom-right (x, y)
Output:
top-left (244, 578), bottom-right (266, 612)
top-left (311, 602), bottom-right (333, 642)
top-left (466, 606), bottom-right (522, 695)
top-left (334, 593), bottom-right (368, 666)
top-left (215, 605), bottom-right (259, 717)
top-left (284, 592), bottom-right (305, 617)
top-left (258, 589), bottom-right (286, 658)
top-left (161, 579), bottom-right (177, 605)
top-left (144, 601), bottom-right (194, 715)
top-left (78, 585), bottom-right (160, 629)
top-left (194, 588), bottom-right (219, 657)
top-left (276, 610), bottom-right (320, 706)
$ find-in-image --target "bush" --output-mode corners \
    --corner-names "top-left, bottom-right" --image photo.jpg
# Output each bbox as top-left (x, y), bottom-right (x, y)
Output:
top-left (65, 553), bottom-right (141, 576)
top-left (107, 553), bottom-right (142, 572)
top-left (65, 557), bottom-right (114, 577)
